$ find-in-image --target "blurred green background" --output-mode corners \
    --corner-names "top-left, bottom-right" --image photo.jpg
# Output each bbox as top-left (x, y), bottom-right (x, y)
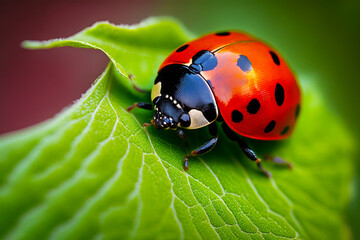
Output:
top-left (1, 0), bottom-right (359, 238)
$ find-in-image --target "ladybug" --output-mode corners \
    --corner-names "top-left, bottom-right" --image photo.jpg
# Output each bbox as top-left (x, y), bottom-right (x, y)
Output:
top-left (128, 31), bottom-right (301, 177)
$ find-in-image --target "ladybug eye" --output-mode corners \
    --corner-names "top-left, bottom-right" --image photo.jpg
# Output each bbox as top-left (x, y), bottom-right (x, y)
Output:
top-left (180, 113), bottom-right (190, 127)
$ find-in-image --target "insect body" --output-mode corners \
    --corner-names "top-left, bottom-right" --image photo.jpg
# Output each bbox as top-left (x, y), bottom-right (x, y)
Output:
top-left (128, 31), bottom-right (301, 177)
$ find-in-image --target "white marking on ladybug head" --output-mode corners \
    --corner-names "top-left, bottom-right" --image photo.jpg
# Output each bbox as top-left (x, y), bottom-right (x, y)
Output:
top-left (187, 109), bottom-right (211, 129)
top-left (176, 104), bottom-right (182, 109)
top-left (151, 82), bottom-right (162, 101)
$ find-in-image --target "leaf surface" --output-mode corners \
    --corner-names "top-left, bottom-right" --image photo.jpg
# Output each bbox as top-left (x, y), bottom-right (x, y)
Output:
top-left (0, 18), bottom-right (355, 240)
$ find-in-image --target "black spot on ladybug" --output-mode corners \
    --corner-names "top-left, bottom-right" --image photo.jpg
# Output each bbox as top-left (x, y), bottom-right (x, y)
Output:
top-left (190, 50), bottom-right (218, 72)
top-left (264, 120), bottom-right (276, 133)
top-left (215, 32), bottom-right (230, 36)
top-left (281, 126), bottom-right (290, 135)
top-left (247, 99), bottom-right (260, 114)
top-left (295, 104), bottom-right (300, 118)
top-left (270, 51), bottom-right (280, 65)
top-left (275, 83), bottom-right (285, 106)
top-left (231, 110), bottom-right (243, 123)
top-left (237, 55), bottom-right (253, 72)
top-left (176, 44), bottom-right (189, 52)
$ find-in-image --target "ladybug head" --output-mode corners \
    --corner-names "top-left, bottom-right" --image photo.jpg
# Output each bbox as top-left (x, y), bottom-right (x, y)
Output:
top-left (152, 96), bottom-right (191, 130)
top-left (152, 110), bottom-right (175, 129)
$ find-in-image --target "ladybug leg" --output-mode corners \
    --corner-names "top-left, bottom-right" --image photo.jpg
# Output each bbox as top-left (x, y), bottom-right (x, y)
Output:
top-left (126, 102), bottom-right (152, 112)
top-left (236, 139), bottom-right (272, 178)
top-left (127, 102), bottom-right (153, 127)
top-left (264, 155), bottom-right (293, 169)
top-left (184, 137), bottom-right (218, 171)
top-left (177, 129), bottom-right (189, 146)
top-left (222, 123), bottom-right (272, 178)
top-left (128, 74), bottom-right (151, 93)
top-left (208, 121), bottom-right (218, 136)
top-left (184, 122), bottom-right (218, 171)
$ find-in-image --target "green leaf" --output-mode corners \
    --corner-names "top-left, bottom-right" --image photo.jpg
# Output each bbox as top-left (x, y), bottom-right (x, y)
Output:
top-left (0, 18), bottom-right (356, 239)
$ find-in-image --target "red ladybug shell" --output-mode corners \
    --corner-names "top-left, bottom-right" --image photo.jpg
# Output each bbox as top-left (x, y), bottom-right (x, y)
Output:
top-left (160, 31), bottom-right (301, 140)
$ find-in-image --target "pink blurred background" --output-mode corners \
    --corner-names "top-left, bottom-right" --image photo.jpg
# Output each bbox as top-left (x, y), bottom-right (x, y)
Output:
top-left (0, 0), bottom-right (157, 134)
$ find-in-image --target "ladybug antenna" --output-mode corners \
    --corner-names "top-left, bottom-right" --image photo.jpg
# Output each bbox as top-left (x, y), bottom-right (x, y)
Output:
top-left (142, 120), bottom-right (153, 128)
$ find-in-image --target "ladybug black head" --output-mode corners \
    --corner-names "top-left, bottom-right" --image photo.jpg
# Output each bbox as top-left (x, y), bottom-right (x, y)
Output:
top-left (152, 110), bottom-right (175, 129)
top-left (152, 97), bottom-right (184, 129)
